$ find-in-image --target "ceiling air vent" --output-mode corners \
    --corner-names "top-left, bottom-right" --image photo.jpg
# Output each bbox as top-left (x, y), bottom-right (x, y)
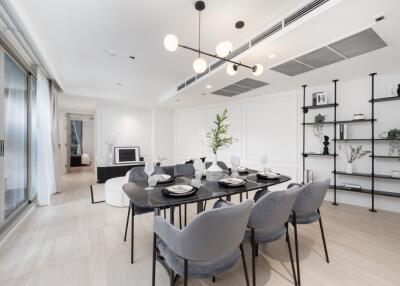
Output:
top-left (185, 76), bottom-right (196, 87)
top-left (251, 22), bottom-right (283, 47)
top-left (227, 43), bottom-right (250, 60)
top-left (212, 78), bottom-right (269, 97)
top-left (210, 60), bottom-right (225, 71)
top-left (284, 0), bottom-right (330, 27)
top-left (271, 28), bottom-right (387, 77)
top-left (177, 82), bottom-right (186, 91)
top-left (196, 67), bottom-right (210, 80)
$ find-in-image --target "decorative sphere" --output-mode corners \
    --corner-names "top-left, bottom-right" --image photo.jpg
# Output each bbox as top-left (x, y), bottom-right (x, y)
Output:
top-left (164, 34), bottom-right (179, 52)
top-left (193, 58), bottom-right (207, 73)
top-left (216, 41), bottom-right (233, 58)
top-left (253, 64), bottom-right (264, 76)
top-left (226, 64), bottom-right (237, 76)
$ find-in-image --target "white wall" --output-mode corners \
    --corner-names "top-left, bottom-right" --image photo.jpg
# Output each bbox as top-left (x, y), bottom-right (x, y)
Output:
top-left (152, 109), bottom-right (174, 165)
top-left (174, 73), bottom-right (400, 212)
top-left (96, 104), bottom-right (152, 164)
top-left (174, 90), bottom-right (300, 190)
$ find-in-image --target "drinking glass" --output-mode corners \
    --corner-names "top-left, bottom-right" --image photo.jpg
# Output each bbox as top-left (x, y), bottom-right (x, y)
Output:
top-left (260, 154), bottom-right (268, 173)
top-left (144, 160), bottom-right (155, 190)
top-left (230, 155), bottom-right (240, 178)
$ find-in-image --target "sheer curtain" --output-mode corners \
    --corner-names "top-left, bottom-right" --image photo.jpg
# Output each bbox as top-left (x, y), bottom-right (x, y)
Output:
top-left (37, 70), bottom-right (58, 205)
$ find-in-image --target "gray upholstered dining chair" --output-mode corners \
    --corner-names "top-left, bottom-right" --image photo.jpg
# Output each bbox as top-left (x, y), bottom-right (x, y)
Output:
top-left (289, 179), bottom-right (330, 286)
top-left (123, 166), bottom-right (180, 264)
top-left (152, 200), bottom-right (253, 286)
top-left (214, 186), bottom-right (299, 286)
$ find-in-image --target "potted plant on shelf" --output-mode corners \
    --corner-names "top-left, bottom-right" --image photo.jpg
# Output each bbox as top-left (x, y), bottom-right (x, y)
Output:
top-left (339, 145), bottom-right (371, 174)
top-left (313, 113), bottom-right (326, 141)
top-left (388, 128), bottom-right (400, 157)
top-left (206, 109), bottom-right (237, 181)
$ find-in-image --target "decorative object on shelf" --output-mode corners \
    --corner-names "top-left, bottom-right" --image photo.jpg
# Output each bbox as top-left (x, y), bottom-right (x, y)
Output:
top-left (337, 123), bottom-right (348, 140)
top-left (391, 170), bottom-right (400, 178)
top-left (323, 135), bottom-right (330, 155)
top-left (388, 128), bottom-right (400, 156)
top-left (341, 183), bottom-right (362, 191)
top-left (163, 1), bottom-right (263, 76)
top-left (315, 91), bottom-right (328, 105)
top-left (206, 109), bottom-right (237, 181)
top-left (304, 169), bottom-right (313, 183)
top-left (352, 114), bottom-right (366, 120)
top-left (397, 84), bottom-right (400, 97)
top-left (339, 145), bottom-right (371, 174)
top-left (104, 133), bottom-right (119, 165)
top-left (313, 113), bottom-right (326, 140)
top-left (312, 93), bottom-right (318, 106)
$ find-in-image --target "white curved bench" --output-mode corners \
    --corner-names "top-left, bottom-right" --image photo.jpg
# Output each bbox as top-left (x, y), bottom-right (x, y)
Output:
top-left (104, 174), bottom-right (130, 207)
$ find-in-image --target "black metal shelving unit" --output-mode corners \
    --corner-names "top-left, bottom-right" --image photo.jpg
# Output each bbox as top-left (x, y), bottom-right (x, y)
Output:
top-left (301, 73), bottom-right (400, 212)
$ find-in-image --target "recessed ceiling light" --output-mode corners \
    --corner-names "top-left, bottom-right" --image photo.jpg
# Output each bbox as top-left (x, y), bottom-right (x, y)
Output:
top-left (176, 99), bottom-right (181, 102)
top-left (268, 54), bottom-right (276, 59)
top-left (202, 93), bottom-right (206, 96)
top-left (206, 84), bottom-right (212, 89)
top-left (235, 21), bottom-right (245, 29)
top-left (116, 82), bottom-right (122, 86)
top-left (107, 50), bottom-right (117, 56)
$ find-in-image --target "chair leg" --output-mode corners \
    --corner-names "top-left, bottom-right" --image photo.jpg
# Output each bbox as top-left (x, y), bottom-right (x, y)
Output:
top-left (184, 259), bottom-right (188, 286)
top-left (246, 191), bottom-right (249, 199)
top-left (164, 208), bottom-right (167, 219)
top-left (240, 193), bottom-right (243, 202)
top-left (203, 201), bottom-right (207, 211)
top-left (240, 243), bottom-right (250, 286)
top-left (255, 243), bottom-right (259, 257)
top-left (317, 209), bottom-right (329, 263)
top-left (184, 204), bottom-right (187, 227)
top-left (293, 212), bottom-right (300, 286)
top-left (152, 234), bottom-right (156, 286)
top-left (170, 270), bottom-right (175, 286)
top-left (212, 276), bottom-right (216, 283)
top-left (124, 202), bottom-right (131, 242)
top-left (179, 205), bottom-right (182, 229)
top-left (251, 228), bottom-right (256, 286)
top-left (131, 205), bottom-right (135, 264)
top-left (286, 223), bottom-right (298, 286)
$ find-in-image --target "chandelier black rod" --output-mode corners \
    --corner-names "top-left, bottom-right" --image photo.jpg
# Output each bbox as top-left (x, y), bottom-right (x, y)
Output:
top-left (178, 44), bottom-right (254, 70)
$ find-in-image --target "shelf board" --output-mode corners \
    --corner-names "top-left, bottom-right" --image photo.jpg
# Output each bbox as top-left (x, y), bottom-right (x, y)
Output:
top-left (302, 103), bottom-right (338, 110)
top-left (333, 171), bottom-right (400, 180)
top-left (330, 185), bottom-right (400, 198)
top-left (370, 155), bottom-right (400, 159)
top-left (302, 119), bottom-right (376, 125)
top-left (369, 96), bottom-right (400, 103)
top-left (333, 138), bottom-right (400, 141)
top-left (302, 153), bottom-right (337, 157)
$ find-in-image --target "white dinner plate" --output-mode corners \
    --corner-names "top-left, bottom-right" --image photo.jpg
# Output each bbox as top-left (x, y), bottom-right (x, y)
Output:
top-left (165, 185), bottom-right (194, 194)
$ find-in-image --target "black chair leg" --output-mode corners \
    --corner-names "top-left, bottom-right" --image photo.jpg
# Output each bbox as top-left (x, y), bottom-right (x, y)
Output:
top-left (240, 243), bottom-right (250, 286)
top-left (240, 193), bottom-right (243, 202)
top-left (251, 228), bottom-right (256, 286)
top-left (317, 209), bottom-right (329, 263)
top-left (163, 208), bottom-right (167, 219)
top-left (203, 201), bottom-right (207, 211)
top-left (170, 270), bottom-right (175, 286)
top-left (131, 205), bottom-right (135, 264)
top-left (255, 243), bottom-right (259, 257)
top-left (152, 234), bottom-right (156, 286)
top-left (184, 259), bottom-right (188, 286)
top-left (124, 202), bottom-right (131, 241)
top-left (286, 223), bottom-right (298, 286)
top-left (184, 204), bottom-right (187, 227)
top-left (179, 205), bottom-right (182, 229)
top-left (212, 276), bottom-right (216, 283)
top-left (293, 212), bottom-right (300, 286)
top-left (246, 191), bottom-right (249, 199)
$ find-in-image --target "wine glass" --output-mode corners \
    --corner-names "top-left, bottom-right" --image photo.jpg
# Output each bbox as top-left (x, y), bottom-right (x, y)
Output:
top-left (144, 160), bottom-right (155, 190)
top-left (260, 154), bottom-right (268, 173)
top-left (230, 155), bottom-right (240, 178)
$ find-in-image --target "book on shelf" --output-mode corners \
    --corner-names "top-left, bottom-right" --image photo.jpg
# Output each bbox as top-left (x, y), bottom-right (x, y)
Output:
top-left (337, 123), bottom-right (348, 140)
top-left (304, 169), bottom-right (313, 183)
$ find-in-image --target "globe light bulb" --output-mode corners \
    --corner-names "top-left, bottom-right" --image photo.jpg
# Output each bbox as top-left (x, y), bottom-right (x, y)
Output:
top-left (252, 64), bottom-right (264, 76)
top-left (216, 41), bottom-right (233, 58)
top-left (164, 34), bottom-right (179, 52)
top-left (226, 64), bottom-right (238, 76)
top-left (193, 58), bottom-right (207, 73)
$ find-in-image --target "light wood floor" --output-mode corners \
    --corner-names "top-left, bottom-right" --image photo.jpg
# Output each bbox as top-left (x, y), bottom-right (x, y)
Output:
top-left (0, 170), bottom-right (399, 286)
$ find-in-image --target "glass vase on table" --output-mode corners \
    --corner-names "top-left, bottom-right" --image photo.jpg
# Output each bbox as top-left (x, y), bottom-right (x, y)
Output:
top-left (230, 155), bottom-right (240, 178)
top-left (260, 154), bottom-right (269, 173)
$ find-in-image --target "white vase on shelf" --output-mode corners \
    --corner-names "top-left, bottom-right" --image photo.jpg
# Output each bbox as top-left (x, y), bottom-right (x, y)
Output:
top-left (206, 153), bottom-right (223, 182)
top-left (346, 162), bottom-right (353, 174)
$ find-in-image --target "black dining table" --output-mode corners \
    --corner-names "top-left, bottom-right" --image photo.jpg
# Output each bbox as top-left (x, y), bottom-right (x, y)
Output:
top-left (122, 170), bottom-right (291, 263)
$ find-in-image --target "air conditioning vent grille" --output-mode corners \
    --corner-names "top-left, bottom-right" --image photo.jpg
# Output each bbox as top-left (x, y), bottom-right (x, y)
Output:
top-left (251, 22), bottom-right (283, 47)
top-left (212, 78), bottom-right (269, 97)
top-left (227, 43), bottom-right (250, 60)
top-left (284, 0), bottom-right (329, 27)
top-left (210, 60), bottom-right (225, 71)
top-left (177, 82), bottom-right (186, 91)
top-left (185, 76), bottom-right (196, 86)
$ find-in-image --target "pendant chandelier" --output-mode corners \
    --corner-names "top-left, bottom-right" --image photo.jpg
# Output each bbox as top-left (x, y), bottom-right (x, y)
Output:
top-left (163, 1), bottom-right (264, 76)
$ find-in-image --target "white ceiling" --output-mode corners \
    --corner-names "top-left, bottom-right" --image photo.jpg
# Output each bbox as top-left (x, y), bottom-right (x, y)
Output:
top-left (11, 0), bottom-right (306, 106)
top-left (160, 0), bottom-right (400, 108)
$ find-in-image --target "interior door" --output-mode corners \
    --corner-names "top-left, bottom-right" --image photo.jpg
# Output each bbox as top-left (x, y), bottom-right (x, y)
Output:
top-left (0, 47), bottom-right (5, 225)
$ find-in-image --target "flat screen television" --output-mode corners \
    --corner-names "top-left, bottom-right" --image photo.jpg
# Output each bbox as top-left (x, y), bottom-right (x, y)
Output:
top-left (114, 146), bottom-right (140, 164)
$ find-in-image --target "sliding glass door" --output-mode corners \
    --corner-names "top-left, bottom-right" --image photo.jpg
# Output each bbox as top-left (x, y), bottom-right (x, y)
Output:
top-left (3, 53), bottom-right (28, 219)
